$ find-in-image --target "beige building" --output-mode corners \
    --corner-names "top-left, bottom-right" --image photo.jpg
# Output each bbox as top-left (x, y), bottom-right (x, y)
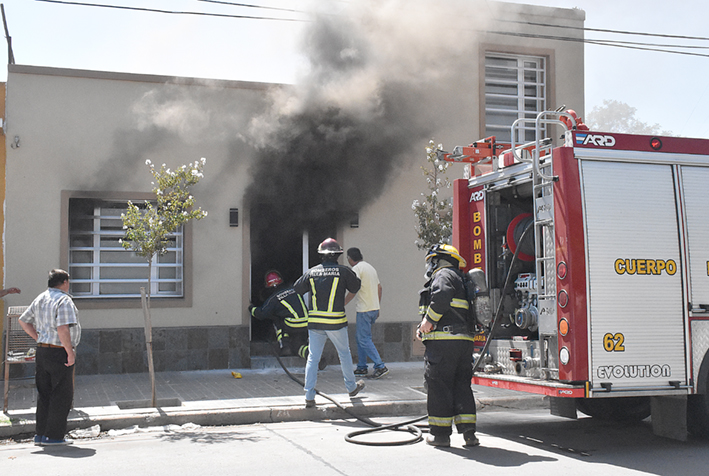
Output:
top-left (1, 2), bottom-right (585, 374)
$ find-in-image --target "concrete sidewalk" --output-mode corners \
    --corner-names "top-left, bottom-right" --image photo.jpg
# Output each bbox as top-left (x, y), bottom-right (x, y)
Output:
top-left (1, 361), bottom-right (547, 439)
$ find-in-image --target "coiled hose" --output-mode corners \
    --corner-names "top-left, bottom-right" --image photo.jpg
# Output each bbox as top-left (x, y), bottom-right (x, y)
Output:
top-left (270, 344), bottom-right (425, 446)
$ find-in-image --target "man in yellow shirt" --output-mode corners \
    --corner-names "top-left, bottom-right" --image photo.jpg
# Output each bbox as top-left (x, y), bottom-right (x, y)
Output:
top-left (346, 247), bottom-right (388, 379)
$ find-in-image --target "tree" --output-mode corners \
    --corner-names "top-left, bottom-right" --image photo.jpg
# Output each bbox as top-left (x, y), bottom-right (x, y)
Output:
top-left (121, 158), bottom-right (208, 406)
top-left (585, 99), bottom-right (672, 135)
top-left (412, 140), bottom-right (452, 250)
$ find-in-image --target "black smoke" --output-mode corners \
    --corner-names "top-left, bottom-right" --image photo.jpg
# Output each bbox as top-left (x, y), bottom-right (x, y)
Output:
top-left (244, 1), bottom-right (488, 312)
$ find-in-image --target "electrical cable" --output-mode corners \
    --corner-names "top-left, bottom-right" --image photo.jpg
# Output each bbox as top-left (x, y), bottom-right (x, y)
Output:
top-left (196, 0), bottom-right (303, 14)
top-left (497, 18), bottom-right (709, 43)
top-left (486, 30), bottom-right (709, 59)
top-left (34, 0), bottom-right (305, 22)
top-left (268, 341), bottom-right (425, 446)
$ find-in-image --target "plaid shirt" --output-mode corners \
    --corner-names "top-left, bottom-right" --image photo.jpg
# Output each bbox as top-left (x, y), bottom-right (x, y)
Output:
top-left (19, 287), bottom-right (81, 347)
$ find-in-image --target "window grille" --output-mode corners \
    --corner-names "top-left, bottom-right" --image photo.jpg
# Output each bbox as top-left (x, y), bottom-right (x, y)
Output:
top-left (485, 53), bottom-right (546, 143)
top-left (68, 198), bottom-right (184, 298)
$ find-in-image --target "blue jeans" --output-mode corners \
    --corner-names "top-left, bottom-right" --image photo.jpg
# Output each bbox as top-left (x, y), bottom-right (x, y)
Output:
top-left (304, 327), bottom-right (357, 400)
top-left (356, 310), bottom-right (385, 371)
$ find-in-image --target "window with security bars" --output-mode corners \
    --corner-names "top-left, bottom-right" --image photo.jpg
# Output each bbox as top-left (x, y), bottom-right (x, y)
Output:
top-left (68, 198), bottom-right (184, 299)
top-left (484, 53), bottom-right (546, 144)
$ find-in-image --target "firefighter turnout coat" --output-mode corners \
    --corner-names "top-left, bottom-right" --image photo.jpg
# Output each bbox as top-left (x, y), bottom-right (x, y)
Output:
top-left (250, 284), bottom-right (309, 331)
top-left (294, 262), bottom-right (361, 330)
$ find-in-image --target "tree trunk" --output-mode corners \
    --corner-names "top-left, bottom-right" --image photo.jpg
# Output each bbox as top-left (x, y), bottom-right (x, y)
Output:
top-left (141, 261), bottom-right (156, 407)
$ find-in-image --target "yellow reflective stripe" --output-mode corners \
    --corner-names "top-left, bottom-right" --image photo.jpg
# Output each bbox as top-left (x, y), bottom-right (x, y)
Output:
top-left (421, 331), bottom-right (476, 342)
top-left (308, 316), bottom-right (348, 326)
top-left (281, 300), bottom-right (298, 318)
top-left (299, 298), bottom-right (309, 319)
top-left (327, 277), bottom-right (339, 312)
top-left (426, 307), bottom-right (442, 321)
top-left (309, 278), bottom-right (318, 310)
top-left (285, 319), bottom-right (308, 328)
top-left (428, 416), bottom-right (453, 427)
top-left (309, 310), bottom-right (346, 317)
top-left (454, 414), bottom-right (477, 425)
top-left (451, 298), bottom-right (469, 309)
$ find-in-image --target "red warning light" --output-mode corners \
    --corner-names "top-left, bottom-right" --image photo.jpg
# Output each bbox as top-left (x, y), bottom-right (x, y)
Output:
top-left (650, 137), bottom-right (663, 150)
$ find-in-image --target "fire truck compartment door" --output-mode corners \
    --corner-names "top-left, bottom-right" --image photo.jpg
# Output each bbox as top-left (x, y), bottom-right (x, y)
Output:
top-left (581, 160), bottom-right (687, 391)
top-left (681, 166), bottom-right (709, 310)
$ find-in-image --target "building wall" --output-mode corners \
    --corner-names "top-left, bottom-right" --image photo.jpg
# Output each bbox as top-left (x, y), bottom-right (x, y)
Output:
top-left (3, 2), bottom-right (585, 374)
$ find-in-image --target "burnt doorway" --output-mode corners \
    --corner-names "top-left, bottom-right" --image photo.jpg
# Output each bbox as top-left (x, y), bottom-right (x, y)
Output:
top-left (249, 202), bottom-right (336, 342)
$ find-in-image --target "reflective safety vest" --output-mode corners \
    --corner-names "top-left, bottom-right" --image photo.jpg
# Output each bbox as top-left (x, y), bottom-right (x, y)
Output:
top-left (294, 262), bottom-right (361, 330)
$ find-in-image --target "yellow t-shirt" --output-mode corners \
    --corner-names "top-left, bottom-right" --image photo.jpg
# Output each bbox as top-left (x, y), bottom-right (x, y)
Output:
top-left (352, 261), bottom-right (380, 312)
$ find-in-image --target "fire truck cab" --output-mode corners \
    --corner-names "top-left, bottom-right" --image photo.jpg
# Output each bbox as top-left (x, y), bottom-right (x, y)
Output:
top-left (448, 109), bottom-right (709, 440)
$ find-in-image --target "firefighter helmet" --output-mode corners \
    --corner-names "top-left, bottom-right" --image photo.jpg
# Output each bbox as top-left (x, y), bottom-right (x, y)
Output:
top-left (317, 238), bottom-right (343, 255)
top-left (425, 244), bottom-right (467, 269)
top-left (264, 270), bottom-right (283, 288)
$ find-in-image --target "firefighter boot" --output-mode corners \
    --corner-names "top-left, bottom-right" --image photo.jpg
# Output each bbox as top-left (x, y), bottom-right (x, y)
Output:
top-left (463, 430), bottom-right (480, 447)
top-left (426, 434), bottom-right (450, 447)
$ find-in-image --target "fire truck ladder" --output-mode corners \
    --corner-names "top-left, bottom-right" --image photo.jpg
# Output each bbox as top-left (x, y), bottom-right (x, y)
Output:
top-left (509, 110), bottom-right (576, 371)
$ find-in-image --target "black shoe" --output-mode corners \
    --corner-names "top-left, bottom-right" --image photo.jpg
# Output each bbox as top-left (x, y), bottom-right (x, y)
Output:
top-left (42, 438), bottom-right (73, 446)
top-left (305, 399), bottom-right (316, 409)
top-left (349, 380), bottom-right (365, 397)
top-left (318, 357), bottom-right (328, 371)
top-left (354, 368), bottom-right (368, 377)
top-left (370, 367), bottom-right (389, 379)
top-left (426, 435), bottom-right (450, 447)
top-left (463, 431), bottom-right (480, 447)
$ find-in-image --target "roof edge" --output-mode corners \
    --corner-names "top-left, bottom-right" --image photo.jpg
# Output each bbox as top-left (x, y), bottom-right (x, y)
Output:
top-left (7, 64), bottom-right (279, 90)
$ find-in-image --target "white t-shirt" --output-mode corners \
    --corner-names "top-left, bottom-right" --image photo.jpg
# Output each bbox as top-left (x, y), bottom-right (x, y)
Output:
top-left (352, 260), bottom-right (380, 312)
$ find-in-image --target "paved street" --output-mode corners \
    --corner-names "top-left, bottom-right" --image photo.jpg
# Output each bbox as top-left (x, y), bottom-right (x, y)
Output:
top-left (2, 409), bottom-right (708, 475)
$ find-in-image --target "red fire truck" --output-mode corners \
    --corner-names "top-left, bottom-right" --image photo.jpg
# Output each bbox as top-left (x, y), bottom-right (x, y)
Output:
top-left (446, 109), bottom-right (709, 439)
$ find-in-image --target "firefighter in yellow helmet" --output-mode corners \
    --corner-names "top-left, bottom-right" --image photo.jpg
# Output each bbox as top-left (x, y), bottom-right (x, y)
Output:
top-left (417, 244), bottom-right (479, 448)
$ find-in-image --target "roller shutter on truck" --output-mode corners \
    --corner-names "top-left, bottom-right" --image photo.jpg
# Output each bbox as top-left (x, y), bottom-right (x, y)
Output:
top-left (580, 159), bottom-right (687, 392)
top-left (682, 167), bottom-right (709, 310)
top-left (680, 166), bottom-right (709, 387)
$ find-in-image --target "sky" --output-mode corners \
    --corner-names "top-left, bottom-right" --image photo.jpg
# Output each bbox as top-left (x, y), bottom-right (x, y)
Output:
top-left (1, 0), bottom-right (708, 138)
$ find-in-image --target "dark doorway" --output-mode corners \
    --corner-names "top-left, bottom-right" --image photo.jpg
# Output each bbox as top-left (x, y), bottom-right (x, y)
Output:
top-left (249, 202), bottom-right (336, 342)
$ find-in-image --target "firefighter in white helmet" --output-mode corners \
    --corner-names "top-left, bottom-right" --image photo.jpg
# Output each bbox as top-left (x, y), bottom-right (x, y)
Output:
top-left (417, 244), bottom-right (479, 448)
top-left (294, 238), bottom-right (365, 408)
top-left (249, 270), bottom-right (310, 361)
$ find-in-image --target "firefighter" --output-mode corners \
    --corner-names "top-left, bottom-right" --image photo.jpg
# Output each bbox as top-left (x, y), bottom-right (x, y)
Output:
top-left (417, 244), bottom-right (479, 448)
top-left (249, 270), bottom-right (311, 361)
top-left (294, 238), bottom-right (365, 408)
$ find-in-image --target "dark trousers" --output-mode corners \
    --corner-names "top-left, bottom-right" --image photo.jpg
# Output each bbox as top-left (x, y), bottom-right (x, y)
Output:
top-left (424, 339), bottom-right (477, 437)
top-left (35, 346), bottom-right (74, 440)
top-left (277, 323), bottom-right (309, 358)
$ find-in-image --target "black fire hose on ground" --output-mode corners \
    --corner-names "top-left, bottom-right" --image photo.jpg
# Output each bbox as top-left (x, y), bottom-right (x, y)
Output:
top-left (269, 343), bottom-right (425, 446)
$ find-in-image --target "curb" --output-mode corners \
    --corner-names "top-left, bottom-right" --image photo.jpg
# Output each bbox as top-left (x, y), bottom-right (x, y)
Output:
top-left (1, 395), bottom-right (547, 439)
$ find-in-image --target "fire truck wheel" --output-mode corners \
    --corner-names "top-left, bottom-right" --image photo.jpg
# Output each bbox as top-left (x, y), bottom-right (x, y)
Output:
top-left (576, 397), bottom-right (651, 422)
top-left (687, 394), bottom-right (709, 438)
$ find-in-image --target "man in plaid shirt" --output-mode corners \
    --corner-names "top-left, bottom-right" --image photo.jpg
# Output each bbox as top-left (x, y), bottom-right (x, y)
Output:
top-left (19, 269), bottom-right (81, 446)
